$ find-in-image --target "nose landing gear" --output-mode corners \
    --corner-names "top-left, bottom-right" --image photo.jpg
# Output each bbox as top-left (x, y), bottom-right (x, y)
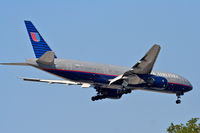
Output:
top-left (176, 92), bottom-right (184, 104)
top-left (176, 96), bottom-right (181, 104)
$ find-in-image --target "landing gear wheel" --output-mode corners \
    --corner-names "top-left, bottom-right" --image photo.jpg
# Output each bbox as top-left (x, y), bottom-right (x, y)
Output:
top-left (176, 99), bottom-right (181, 104)
top-left (91, 97), bottom-right (96, 101)
top-left (91, 95), bottom-right (106, 101)
top-left (126, 89), bottom-right (132, 94)
top-left (175, 92), bottom-right (183, 104)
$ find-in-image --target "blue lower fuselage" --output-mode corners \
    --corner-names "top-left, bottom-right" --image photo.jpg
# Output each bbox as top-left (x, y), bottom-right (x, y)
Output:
top-left (42, 68), bottom-right (192, 94)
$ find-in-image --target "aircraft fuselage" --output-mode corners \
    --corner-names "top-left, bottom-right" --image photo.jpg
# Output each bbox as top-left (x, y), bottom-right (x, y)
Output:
top-left (27, 58), bottom-right (193, 95)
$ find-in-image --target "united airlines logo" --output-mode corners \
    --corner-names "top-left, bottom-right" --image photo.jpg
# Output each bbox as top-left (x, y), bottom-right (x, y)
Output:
top-left (30, 32), bottom-right (40, 42)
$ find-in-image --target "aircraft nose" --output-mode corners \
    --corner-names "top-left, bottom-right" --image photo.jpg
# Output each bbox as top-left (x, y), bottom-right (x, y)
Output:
top-left (188, 81), bottom-right (193, 91)
top-left (190, 84), bottom-right (193, 91)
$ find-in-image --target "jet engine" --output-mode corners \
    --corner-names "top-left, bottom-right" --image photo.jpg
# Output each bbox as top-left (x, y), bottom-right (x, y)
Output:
top-left (145, 75), bottom-right (168, 88)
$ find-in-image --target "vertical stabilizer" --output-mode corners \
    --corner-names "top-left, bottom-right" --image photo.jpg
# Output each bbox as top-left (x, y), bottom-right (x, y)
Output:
top-left (24, 21), bottom-right (57, 58)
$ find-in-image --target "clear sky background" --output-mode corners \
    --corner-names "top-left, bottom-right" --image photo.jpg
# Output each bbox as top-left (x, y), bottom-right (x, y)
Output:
top-left (0, 0), bottom-right (199, 133)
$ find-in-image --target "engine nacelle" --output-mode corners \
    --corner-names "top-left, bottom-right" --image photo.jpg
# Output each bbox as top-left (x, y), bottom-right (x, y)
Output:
top-left (146, 75), bottom-right (168, 88)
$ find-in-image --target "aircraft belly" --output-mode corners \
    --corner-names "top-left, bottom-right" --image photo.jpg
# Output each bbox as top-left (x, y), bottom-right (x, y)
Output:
top-left (42, 69), bottom-right (161, 90)
top-left (141, 88), bottom-right (175, 94)
top-left (41, 68), bottom-right (190, 94)
top-left (43, 69), bottom-right (113, 84)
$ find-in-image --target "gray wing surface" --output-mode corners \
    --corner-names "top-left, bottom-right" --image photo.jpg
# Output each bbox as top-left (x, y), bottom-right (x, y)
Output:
top-left (124, 44), bottom-right (160, 75)
top-left (21, 77), bottom-right (91, 88)
top-left (109, 44), bottom-right (161, 85)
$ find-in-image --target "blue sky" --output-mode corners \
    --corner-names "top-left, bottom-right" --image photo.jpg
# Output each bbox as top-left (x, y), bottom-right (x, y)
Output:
top-left (0, 0), bottom-right (199, 133)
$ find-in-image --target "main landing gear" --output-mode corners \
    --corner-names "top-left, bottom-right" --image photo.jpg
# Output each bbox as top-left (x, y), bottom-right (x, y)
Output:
top-left (176, 92), bottom-right (184, 104)
top-left (91, 95), bottom-right (106, 101)
top-left (91, 87), bottom-right (132, 101)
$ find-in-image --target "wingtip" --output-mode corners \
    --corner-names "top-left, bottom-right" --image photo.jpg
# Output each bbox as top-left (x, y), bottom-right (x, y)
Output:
top-left (152, 44), bottom-right (161, 50)
top-left (154, 44), bottom-right (161, 47)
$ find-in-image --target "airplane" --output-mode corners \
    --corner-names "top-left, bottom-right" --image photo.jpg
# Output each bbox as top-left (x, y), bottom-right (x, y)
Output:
top-left (0, 21), bottom-right (193, 104)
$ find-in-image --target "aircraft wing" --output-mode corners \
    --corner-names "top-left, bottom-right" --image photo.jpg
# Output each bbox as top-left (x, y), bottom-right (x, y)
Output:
top-left (124, 44), bottom-right (160, 75)
top-left (109, 44), bottom-right (160, 85)
top-left (21, 77), bottom-right (91, 88)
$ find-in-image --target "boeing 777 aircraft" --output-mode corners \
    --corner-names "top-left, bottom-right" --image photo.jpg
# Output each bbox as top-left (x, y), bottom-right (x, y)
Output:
top-left (0, 21), bottom-right (193, 104)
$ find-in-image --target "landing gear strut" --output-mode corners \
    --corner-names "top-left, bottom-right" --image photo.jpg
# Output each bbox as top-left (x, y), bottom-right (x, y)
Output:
top-left (176, 96), bottom-right (181, 104)
top-left (176, 92), bottom-right (183, 104)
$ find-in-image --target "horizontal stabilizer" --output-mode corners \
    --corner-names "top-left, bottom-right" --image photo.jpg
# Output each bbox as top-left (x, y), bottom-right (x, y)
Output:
top-left (0, 63), bottom-right (30, 66)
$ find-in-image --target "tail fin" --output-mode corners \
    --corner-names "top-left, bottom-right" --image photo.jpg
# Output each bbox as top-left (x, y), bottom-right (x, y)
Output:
top-left (24, 20), bottom-right (57, 58)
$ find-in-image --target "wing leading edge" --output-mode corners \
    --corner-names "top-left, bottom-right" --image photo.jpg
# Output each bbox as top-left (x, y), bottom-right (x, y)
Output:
top-left (109, 44), bottom-right (161, 85)
top-left (21, 77), bottom-right (91, 88)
